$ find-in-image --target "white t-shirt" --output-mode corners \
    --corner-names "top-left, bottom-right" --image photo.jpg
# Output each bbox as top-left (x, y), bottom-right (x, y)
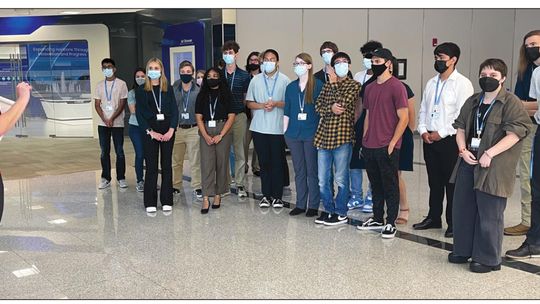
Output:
top-left (353, 69), bottom-right (372, 85)
top-left (94, 78), bottom-right (128, 127)
top-left (530, 66), bottom-right (540, 124)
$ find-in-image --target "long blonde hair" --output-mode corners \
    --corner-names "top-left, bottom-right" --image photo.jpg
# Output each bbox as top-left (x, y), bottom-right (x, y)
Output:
top-left (144, 57), bottom-right (169, 92)
top-left (296, 53), bottom-right (315, 104)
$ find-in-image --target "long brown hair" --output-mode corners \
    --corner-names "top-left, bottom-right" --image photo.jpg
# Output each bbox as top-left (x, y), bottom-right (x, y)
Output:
top-left (518, 30), bottom-right (540, 80)
top-left (296, 53), bottom-right (315, 104)
top-left (144, 57), bottom-right (169, 92)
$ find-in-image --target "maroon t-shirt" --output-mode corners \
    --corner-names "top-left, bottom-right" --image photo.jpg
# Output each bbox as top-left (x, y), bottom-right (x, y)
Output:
top-left (362, 76), bottom-right (408, 149)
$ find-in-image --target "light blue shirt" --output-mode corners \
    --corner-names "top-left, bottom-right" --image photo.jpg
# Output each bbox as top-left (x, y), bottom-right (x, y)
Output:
top-left (246, 71), bottom-right (291, 135)
top-left (127, 89), bottom-right (138, 126)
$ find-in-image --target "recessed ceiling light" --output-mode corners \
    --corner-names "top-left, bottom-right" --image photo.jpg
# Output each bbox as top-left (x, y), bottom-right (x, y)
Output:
top-left (61, 11), bottom-right (81, 15)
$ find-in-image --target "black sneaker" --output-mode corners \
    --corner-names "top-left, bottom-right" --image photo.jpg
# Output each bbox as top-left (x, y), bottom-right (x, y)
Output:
top-left (306, 208), bottom-right (319, 217)
top-left (272, 198), bottom-right (284, 208)
top-left (357, 218), bottom-right (384, 230)
top-left (506, 242), bottom-right (540, 260)
top-left (324, 214), bottom-right (348, 226)
top-left (289, 207), bottom-right (305, 216)
top-left (381, 224), bottom-right (397, 239)
top-left (259, 197), bottom-right (271, 208)
top-left (314, 212), bottom-right (330, 224)
top-left (194, 189), bottom-right (202, 199)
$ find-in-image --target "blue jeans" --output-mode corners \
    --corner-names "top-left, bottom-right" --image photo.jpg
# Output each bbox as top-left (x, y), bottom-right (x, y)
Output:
top-left (350, 169), bottom-right (372, 199)
top-left (128, 124), bottom-right (145, 183)
top-left (229, 147), bottom-right (235, 178)
top-left (98, 125), bottom-right (125, 181)
top-left (318, 143), bottom-right (352, 216)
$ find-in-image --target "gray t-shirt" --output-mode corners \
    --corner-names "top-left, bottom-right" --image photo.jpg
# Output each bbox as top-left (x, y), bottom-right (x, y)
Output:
top-left (172, 80), bottom-right (199, 126)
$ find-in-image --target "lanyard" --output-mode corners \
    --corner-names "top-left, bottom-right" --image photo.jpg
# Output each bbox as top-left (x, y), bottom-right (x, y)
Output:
top-left (209, 96), bottom-right (218, 120)
top-left (362, 72), bottom-right (368, 85)
top-left (324, 66), bottom-right (328, 82)
top-left (475, 95), bottom-right (496, 138)
top-left (181, 85), bottom-right (191, 112)
top-left (151, 85), bottom-right (162, 113)
top-left (433, 77), bottom-right (447, 106)
top-left (227, 69), bottom-right (236, 91)
top-left (104, 79), bottom-right (116, 102)
top-left (298, 87), bottom-right (305, 113)
top-left (263, 72), bottom-right (279, 100)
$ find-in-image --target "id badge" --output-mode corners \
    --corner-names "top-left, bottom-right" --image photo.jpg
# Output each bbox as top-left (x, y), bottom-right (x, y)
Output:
top-left (471, 137), bottom-right (481, 149)
top-left (298, 113), bottom-right (307, 121)
top-left (431, 112), bottom-right (440, 119)
top-left (208, 120), bottom-right (217, 128)
top-left (105, 105), bottom-right (113, 111)
top-left (156, 113), bottom-right (165, 121)
top-left (181, 113), bottom-right (190, 120)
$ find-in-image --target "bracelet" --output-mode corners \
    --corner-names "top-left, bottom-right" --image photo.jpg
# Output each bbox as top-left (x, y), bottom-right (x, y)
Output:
top-left (484, 150), bottom-right (493, 159)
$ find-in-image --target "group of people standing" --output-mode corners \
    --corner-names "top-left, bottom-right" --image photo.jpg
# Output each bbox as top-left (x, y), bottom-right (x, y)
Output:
top-left (92, 31), bottom-right (540, 274)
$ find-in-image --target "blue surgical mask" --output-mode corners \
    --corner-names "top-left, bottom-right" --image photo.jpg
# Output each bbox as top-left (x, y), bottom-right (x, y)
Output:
top-left (322, 52), bottom-right (333, 65)
top-left (103, 68), bottom-right (113, 78)
top-left (294, 65), bottom-right (308, 77)
top-left (223, 54), bottom-right (235, 65)
top-left (135, 77), bottom-right (145, 86)
top-left (363, 58), bottom-right (372, 70)
top-left (334, 63), bottom-right (349, 78)
top-left (147, 70), bottom-right (161, 80)
top-left (263, 61), bottom-right (276, 74)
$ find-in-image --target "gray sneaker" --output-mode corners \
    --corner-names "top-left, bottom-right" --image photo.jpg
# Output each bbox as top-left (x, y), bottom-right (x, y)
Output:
top-left (136, 181), bottom-right (144, 192)
top-left (98, 178), bottom-right (111, 189)
top-left (118, 179), bottom-right (128, 188)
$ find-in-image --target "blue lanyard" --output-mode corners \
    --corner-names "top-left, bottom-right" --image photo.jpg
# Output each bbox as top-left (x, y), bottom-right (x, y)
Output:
top-left (209, 96), bottom-right (218, 120)
top-left (433, 77), bottom-right (447, 106)
top-left (181, 85), bottom-right (191, 112)
top-left (151, 85), bottom-right (162, 113)
top-left (298, 89), bottom-right (305, 113)
top-left (227, 69), bottom-right (236, 91)
top-left (475, 94), bottom-right (496, 137)
top-left (263, 72), bottom-right (279, 100)
top-left (104, 79), bottom-right (116, 102)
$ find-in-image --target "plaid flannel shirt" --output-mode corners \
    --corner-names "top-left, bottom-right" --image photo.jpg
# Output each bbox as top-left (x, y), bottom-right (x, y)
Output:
top-left (314, 78), bottom-right (361, 150)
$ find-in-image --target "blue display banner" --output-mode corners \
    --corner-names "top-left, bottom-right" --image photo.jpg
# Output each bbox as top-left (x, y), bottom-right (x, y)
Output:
top-left (162, 21), bottom-right (206, 80)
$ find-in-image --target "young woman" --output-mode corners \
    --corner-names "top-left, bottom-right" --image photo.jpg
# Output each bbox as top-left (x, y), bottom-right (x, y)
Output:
top-left (449, 59), bottom-right (532, 273)
top-left (195, 69), bottom-right (205, 87)
top-left (195, 67), bottom-right (235, 214)
top-left (135, 58), bottom-right (178, 214)
top-left (284, 53), bottom-right (323, 217)
top-left (127, 68), bottom-right (146, 192)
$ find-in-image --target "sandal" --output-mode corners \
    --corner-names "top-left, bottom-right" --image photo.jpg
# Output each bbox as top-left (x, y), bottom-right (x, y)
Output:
top-left (395, 208), bottom-right (409, 225)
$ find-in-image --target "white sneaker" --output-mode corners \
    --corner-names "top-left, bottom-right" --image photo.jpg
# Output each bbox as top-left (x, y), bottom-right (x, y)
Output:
top-left (136, 181), bottom-right (144, 192)
top-left (238, 186), bottom-right (248, 198)
top-left (98, 178), bottom-right (111, 189)
top-left (162, 205), bottom-right (172, 212)
top-left (118, 179), bottom-right (128, 188)
top-left (146, 207), bottom-right (157, 213)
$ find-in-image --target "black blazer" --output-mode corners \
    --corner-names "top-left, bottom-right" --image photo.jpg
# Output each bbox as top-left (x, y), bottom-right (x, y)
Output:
top-left (135, 85), bottom-right (179, 132)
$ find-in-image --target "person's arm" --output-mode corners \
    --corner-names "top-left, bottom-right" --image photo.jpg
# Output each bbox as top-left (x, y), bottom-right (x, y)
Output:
top-left (162, 89), bottom-right (179, 141)
top-left (363, 109), bottom-right (369, 138)
top-left (407, 96), bottom-right (416, 131)
top-left (0, 82), bottom-right (32, 136)
top-left (94, 98), bottom-right (108, 126)
top-left (246, 80), bottom-right (265, 110)
top-left (354, 95), bottom-right (363, 123)
top-left (214, 113), bottom-right (236, 144)
top-left (417, 85), bottom-right (432, 143)
top-left (456, 128), bottom-right (478, 165)
top-left (196, 113), bottom-right (214, 146)
top-left (388, 107), bottom-right (408, 155)
top-left (109, 98), bottom-right (126, 122)
top-left (127, 90), bottom-right (136, 114)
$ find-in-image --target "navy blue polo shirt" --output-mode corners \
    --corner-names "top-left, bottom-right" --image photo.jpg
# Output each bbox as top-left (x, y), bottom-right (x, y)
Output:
top-left (223, 66), bottom-right (250, 114)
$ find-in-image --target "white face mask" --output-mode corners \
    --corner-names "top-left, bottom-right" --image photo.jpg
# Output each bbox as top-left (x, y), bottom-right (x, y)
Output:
top-left (135, 77), bottom-right (145, 86)
top-left (196, 78), bottom-right (203, 86)
top-left (363, 58), bottom-right (372, 70)
top-left (322, 52), bottom-right (333, 65)
top-left (263, 61), bottom-right (276, 74)
top-left (334, 63), bottom-right (349, 78)
top-left (294, 65), bottom-right (308, 77)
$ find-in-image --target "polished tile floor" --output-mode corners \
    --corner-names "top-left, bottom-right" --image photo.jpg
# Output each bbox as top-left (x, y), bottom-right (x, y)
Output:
top-left (1, 139), bottom-right (540, 299)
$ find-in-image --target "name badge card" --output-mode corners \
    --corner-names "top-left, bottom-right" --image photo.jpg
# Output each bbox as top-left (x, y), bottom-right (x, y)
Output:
top-left (156, 114), bottom-right (165, 121)
top-left (208, 120), bottom-right (216, 128)
top-left (181, 113), bottom-right (190, 120)
top-left (298, 113), bottom-right (307, 121)
top-left (471, 138), bottom-right (481, 149)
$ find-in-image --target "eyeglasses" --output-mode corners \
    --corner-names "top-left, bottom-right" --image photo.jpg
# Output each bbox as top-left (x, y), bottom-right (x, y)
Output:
top-left (292, 62), bottom-right (307, 67)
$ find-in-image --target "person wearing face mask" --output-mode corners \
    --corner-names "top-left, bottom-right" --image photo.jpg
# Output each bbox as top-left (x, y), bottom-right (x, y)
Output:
top-left (94, 58), bottom-right (129, 190)
top-left (135, 58), bottom-right (179, 214)
top-left (283, 53), bottom-right (324, 217)
top-left (504, 30), bottom-right (540, 237)
top-left (314, 41), bottom-right (352, 84)
top-left (171, 61), bottom-right (202, 198)
top-left (314, 52), bottom-right (361, 226)
top-left (244, 51), bottom-right (261, 177)
top-left (448, 59), bottom-right (532, 273)
top-left (415, 42), bottom-right (474, 238)
top-left (127, 68), bottom-right (147, 192)
top-left (196, 70), bottom-right (205, 87)
top-left (356, 48), bottom-right (408, 239)
top-left (349, 40), bottom-right (382, 214)
top-left (195, 67), bottom-right (235, 214)
top-left (246, 49), bottom-right (291, 209)
top-left (221, 41), bottom-right (251, 198)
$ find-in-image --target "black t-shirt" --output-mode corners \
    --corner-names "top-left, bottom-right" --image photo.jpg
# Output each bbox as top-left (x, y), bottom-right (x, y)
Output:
top-left (195, 89), bottom-right (233, 121)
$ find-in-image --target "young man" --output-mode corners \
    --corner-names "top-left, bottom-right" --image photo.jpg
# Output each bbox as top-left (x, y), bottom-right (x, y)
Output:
top-left (172, 60), bottom-right (202, 198)
top-left (222, 41), bottom-right (251, 198)
top-left (357, 48), bottom-right (409, 238)
top-left (314, 41), bottom-right (352, 84)
top-left (246, 49), bottom-right (291, 208)
top-left (415, 42), bottom-right (474, 238)
top-left (94, 58), bottom-right (129, 190)
top-left (349, 40), bottom-right (382, 213)
top-left (314, 52), bottom-right (361, 226)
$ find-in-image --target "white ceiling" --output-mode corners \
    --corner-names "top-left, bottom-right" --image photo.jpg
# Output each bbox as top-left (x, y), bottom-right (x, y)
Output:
top-left (0, 9), bottom-right (143, 17)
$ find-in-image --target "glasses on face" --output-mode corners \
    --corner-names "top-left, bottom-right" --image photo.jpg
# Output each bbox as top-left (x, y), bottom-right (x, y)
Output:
top-left (292, 61), bottom-right (307, 67)
top-left (321, 49), bottom-right (333, 54)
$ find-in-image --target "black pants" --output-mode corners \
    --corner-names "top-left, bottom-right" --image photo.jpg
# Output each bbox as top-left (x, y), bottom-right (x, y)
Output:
top-left (98, 126), bottom-right (126, 181)
top-left (527, 127), bottom-right (540, 246)
top-left (253, 132), bottom-right (286, 199)
top-left (453, 161), bottom-right (507, 266)
top-left (363, 147), bottom-right (400, 225)
top-left (143, 133), bottom-right (175, 208)
top-left (423, 135), bottom-right (458, 228)
top-left (0, 174), bottom-right (3, 223)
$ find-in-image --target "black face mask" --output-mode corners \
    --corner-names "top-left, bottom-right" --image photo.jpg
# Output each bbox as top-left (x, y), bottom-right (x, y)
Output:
top-left (206, 78), bottom-right (221, 88)
top-left (371, 63), bottom-right (388, 77)
top-left (434, 60), bottom-right (449, 74)
top-left (247, 63), bottom-right (260, 71)
top-left (526, 47), bottom-right (540, 63)
top-left (180, 74), bottom-right (193, 84)
top-left (479, 77), bottom-right (500, 92)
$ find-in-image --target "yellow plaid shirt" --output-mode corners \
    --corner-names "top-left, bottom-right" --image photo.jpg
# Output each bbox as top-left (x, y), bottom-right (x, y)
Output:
top-left (314, 78), bottom-right (361, 150)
